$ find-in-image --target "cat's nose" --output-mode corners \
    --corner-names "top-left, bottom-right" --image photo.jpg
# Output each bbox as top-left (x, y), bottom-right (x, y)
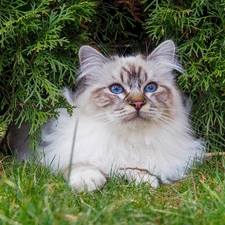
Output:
top-left (130, 101), bottom-right (146, 110)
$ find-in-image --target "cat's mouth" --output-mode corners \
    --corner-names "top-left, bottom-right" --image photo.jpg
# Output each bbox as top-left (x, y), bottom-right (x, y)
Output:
top-left (115, 108), bottom-right (156, 123)
top-left (124, 110), bottom-right (149, 122)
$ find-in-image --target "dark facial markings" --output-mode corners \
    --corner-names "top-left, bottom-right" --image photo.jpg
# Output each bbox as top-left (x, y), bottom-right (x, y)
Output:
top-left (91, 61), bottom-right (174, 120)
top-left (73, 77), bottom-right (87, 97)
top-left (92, 87), bottom-right (120, 108)
top-left (120, 65), bottom-right (148, 89)
top-left (120, 71), bottom-right (125, 83)
top-left (152, 85), bottom-right (173, 107)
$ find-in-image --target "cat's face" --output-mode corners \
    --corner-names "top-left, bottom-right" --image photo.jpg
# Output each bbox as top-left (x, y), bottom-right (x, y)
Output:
top-left (76, 41), bottom-right (185, 129)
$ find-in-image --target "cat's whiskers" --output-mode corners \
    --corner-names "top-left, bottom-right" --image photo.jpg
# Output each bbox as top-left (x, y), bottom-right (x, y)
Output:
top-left (160, 110), bottom-right (204, 137)
top-left (160, 107), bottom-right (207, 127)
top-left (156, 115), bottom-right (200, 143)
top-left (78, 109), bottom-right (129, 135)
top-left (79, 111), bottom-right (123, 134)
top-left (147, 118), bottom-right (191, 159)
top-left (159, 107), bottom-right (186, 116)
top-left (146, 106), bottom-right (205, 136)
top-left (158, 118), bottom-right (205, 154)
top-left (81, 112), bottom-right (109, 122)
top-left (112, 107), bottom-right (156, 123)
top-left (112, 109), bottom-right (131, 120)
top-left (141, 107), bottom-right (158, 119)
top-left (95, 118), bottom-right (122, 136)
top-left (109, 107), bottom-right (202, 140)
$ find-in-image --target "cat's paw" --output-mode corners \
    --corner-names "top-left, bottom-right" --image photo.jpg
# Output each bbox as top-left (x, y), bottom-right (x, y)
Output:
top-left (134, 173), bottom-right (159, 188)
top-left (121, 168), bottom-right (160, 188)
top-left (69, 168), bottom-right (107, 192)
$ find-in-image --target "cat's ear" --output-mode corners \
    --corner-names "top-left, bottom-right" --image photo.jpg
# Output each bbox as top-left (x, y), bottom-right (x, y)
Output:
top-left (147, 40), bottom-right (183, 73)
top-left (147, 40), bottom-right (175, 62)
top-left (79, 46), bottom-right (107, 69)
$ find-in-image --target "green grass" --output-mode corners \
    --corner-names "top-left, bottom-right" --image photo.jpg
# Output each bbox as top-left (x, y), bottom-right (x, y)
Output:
top-left (0, 155), bottom-right (225, 225)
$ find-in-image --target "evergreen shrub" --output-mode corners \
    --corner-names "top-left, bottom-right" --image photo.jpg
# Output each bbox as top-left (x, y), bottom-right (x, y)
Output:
top-left (1, 0), bottom-right (224, 152)
top-left (0, 0), bottom-right (97, 148)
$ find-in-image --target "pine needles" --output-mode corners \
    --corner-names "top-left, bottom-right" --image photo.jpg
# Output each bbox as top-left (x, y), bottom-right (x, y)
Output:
top-left (0, 0), bottom-right (96, 142)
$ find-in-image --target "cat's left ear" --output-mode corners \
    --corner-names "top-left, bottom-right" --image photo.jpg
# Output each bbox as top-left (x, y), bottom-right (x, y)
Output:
top-left (147, 40), bottom-right (183, 73)
top-left (79, 46), bottom-right (107, 69)
top-left (147, 40), bottom-right (175, 62)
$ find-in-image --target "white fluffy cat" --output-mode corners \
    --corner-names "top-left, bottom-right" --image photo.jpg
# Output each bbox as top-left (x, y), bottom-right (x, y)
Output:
top-left (8, 40), bottom-right (205, 192)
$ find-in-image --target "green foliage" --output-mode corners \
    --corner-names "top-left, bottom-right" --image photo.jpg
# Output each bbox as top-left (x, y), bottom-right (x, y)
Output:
top-left (0, 0), bottom-right (224, 152)
top-left (87, 0), bottom-right (146, 54)
top-left (0, 0), bottom-right (97, 142)
top-left (88, 1), bottom-right (136, 45)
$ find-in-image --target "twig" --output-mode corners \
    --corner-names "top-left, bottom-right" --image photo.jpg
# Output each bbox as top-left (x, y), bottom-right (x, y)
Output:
top-left (205, 152), bottom-right (225, 157)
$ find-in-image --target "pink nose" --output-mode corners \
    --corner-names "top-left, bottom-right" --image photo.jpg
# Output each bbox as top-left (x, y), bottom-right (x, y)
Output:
top-left (131, 101), bottom-right (145, 110)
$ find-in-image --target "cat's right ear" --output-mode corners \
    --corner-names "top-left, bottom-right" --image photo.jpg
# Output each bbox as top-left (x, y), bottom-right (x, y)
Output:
top-left (78, 46), bottom-right (107, 70)
top-left (147, 40), bottom-right (183, 74)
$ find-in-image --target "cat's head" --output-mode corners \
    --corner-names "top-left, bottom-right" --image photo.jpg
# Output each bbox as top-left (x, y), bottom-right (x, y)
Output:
top-left (74, 40), bottom-right (186, 129)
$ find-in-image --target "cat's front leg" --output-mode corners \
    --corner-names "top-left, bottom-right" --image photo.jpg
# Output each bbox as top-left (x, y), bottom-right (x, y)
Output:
top-left (63, 164), bottom-right (107, 192)
top-left (119, 167), bottom-right (160, 188)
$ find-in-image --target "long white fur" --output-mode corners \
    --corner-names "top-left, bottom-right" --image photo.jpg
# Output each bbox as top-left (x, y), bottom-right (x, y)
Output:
top-left (11, 40), bottom-right (205, 192)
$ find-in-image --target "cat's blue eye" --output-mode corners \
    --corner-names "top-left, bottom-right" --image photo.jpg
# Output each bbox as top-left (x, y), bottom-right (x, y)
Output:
top-left (110, 84), bottom-right (124, 94)
top-left (144, 82), bottom-right (157, 93)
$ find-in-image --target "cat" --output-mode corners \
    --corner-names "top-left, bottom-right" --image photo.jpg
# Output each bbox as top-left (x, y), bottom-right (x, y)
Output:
top-left (7, 40), bottom-right (205, 192)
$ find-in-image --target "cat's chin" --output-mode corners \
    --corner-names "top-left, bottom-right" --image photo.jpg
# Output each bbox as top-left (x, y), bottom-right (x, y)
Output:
top-left (123, 111), bottom-right (152, 123)
top-left (124, 119), bottom-right (151, 130)
top-left (122, 115), bottom-right (151, 128)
